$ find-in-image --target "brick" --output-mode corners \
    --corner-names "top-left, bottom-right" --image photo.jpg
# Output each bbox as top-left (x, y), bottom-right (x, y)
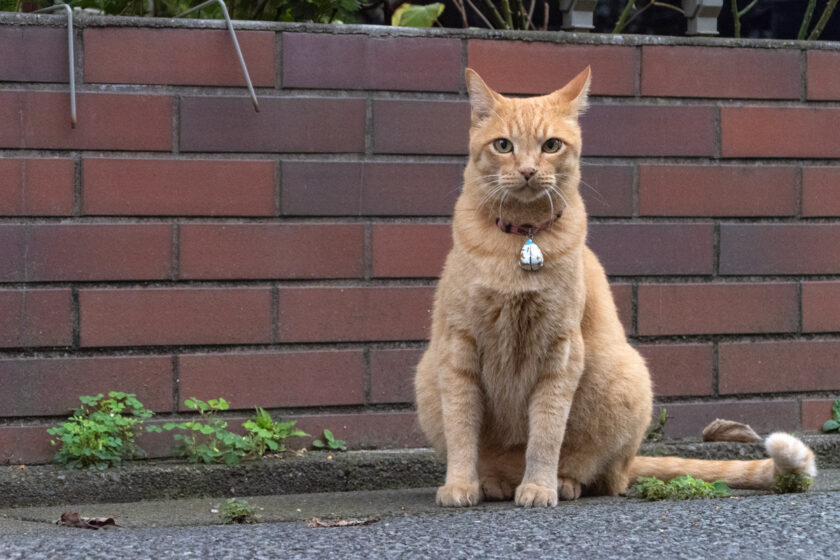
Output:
top-left (179, 224), bottom-right (364, 279)
top-left (0, 158), bottom-right (74, 216)
top-left (80, 288), bottom-right (272, 347)
top-left (25, 224), bottom-right (172, 281)
top-left (373, 100), bottom-right (469, 155)
top-left (179, 351), bottom-right (365, 409)
top-left (719, 340), bottom-right (840, 394)
top-left (370, 347), bottom-right (424, 404)
top-left (283, 33), bottom-right (461, 92)
top-left (802, 281), bottom-right (840, 332)
top-left (583, 105), bottom-right (717, 157)
top-left (807, 51), bottom-right (840, 100)
top-left (293, 411), bottom-right (426, 449)
top-left (281, 161), bottom-right (463, 216)
top-left (642, 46), bottom-right (800, 99)
top-left (0, 426), bottom-right (54, 464)
top-left (0, 225), bottom-right (26, 282)
top-left (720, 224), bottom-right (840, 275)
top-left (84, 29), bottom-right (275, 86)
top-left (637, 283), bottom-right (798, 336)
top-left (722, 107), bottom-right (840, 158)
top-left (0, 356), bottom-right (172, 416)
top-left (82, 158), bottom-right (275, 216)
top-left (637, 343), bottom-right (714, 397)
top-left (0, 289), bottom-right (72, 348)
top-left (638, 165), bottom-right (797, 217)
top-left (580, 165), bottom-right (634, 217)
top-left (180, 96), bottom-right (365, 153)
top-left (372, 224), bottom-right (451, 278)
top-left (656, 400), bottom-right (799, 439)
top-left (588, 224), bottom-right (714, 276)
top-left (467, 41), bottom-right (635, 96)
top-left (277, 287), bottom-right (434, 342)
top-left (0, 91), bottom-right (172, 151)
top-left (802, 167), bottom-right (840, 217)
top-left (802, 399), bottom-right (836, 430)
top-left (609, 283), bottom-right (633, 334)
top-left (0, 27), bottom-right (68, 82)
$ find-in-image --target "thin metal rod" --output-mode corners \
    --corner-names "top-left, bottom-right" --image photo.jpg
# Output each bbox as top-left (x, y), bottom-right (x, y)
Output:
top-left (176, 0), bottom-right (260, 112)
top-left (33, 3), bottom-right (76, 127)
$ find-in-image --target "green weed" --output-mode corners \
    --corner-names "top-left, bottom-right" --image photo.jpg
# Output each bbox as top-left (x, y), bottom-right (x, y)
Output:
top-left (163, 398), bottom-right (251, 466)
top-left (312, 429), bottom-right (347, 451)
top-left (822, 397), bottom-right (840, 433)
top-left (47, 392), bottom-right (161, 469)
top-left (164, 399), bottom-right (309, 465)
top-left (243, 407), bottom-right (308, 456)
top-left (217, 498), bottom-right (260, 524)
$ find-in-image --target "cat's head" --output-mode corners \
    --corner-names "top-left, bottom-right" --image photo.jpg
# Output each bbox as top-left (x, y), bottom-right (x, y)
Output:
top-left (463, 67), bottom-right (590, 207)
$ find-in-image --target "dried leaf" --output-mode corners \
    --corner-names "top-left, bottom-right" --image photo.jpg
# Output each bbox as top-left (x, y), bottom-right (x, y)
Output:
top-left (11, 465), bottom-right (26, 470)
top-left (702, 419), bottom-right (761, 443)
top-left (306, 516), bottom-right (381, 528)
top-left (57, 511), bottom-right (122, 530)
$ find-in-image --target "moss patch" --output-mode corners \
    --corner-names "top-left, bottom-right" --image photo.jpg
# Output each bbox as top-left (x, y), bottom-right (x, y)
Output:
top-left (633, 475), bottom-right (732, 501)
top-left (771, 472), bottom-right (813, 494)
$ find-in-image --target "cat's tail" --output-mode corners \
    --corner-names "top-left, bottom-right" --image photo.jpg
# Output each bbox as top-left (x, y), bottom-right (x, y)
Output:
top-left (629, 432), bottom-right (817, 489)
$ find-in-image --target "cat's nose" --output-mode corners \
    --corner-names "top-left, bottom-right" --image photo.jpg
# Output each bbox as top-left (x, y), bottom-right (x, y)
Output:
top-left (520, 167), bottom-right (537, 180)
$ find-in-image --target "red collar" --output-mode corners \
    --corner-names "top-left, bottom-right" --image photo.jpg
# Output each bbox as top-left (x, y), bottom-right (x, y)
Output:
top-left (495, 210), bottom-right (563, 237)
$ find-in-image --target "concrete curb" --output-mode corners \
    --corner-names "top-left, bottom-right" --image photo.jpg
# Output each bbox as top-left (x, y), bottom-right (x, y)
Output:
top-left (2, 435), bottom-right (837, 508)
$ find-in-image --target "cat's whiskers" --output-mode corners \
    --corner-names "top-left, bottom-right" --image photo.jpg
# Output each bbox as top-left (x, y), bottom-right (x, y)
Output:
top-left (554, 171), bottom-right (605, 205)
top-left (476, 181), bottom-right (507, 212)
top-left (544, 188), bottom-right (555, 223)
top-left (498, 190), bottom-right (509, 223)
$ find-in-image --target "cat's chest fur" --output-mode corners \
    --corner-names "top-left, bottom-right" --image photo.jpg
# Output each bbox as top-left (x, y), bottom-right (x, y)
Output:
top-left (467, 285), bottom-right (575, 444)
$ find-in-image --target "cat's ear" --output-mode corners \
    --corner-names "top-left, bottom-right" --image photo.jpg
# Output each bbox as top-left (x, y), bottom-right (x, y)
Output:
top-left (554, 66), bottom-right (591, 116)
top-left (465, 68), bottom-right (500, 126)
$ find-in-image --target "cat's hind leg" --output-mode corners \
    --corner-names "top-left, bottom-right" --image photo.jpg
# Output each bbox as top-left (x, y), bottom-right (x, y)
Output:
top-left (478, 445), bottom-right (524, 501)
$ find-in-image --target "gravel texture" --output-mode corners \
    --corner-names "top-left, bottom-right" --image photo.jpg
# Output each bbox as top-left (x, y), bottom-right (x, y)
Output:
top-left (0, 491), bottom-right (838, 559)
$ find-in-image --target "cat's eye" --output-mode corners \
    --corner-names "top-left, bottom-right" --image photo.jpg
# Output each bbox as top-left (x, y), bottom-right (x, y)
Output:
top-left (493, 138), bottom-right (513, 153)
top-left (542, 138), bottom-right (563, 153)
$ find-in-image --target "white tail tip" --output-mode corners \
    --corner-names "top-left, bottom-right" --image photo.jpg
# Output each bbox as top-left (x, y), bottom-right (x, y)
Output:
top-left (765, 432), bottom-right (817, 478)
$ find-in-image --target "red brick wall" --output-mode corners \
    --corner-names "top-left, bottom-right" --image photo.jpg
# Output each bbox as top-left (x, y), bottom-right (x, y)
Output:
top-left (1, 16), bottom-right (840, 463)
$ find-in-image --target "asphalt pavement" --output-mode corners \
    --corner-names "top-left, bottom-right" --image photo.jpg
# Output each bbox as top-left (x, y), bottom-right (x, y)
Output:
top-left (0, 471), bottom-right (838, 560)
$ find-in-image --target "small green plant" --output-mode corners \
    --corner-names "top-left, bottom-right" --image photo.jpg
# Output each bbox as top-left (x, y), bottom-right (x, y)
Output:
top-left (312, 429), bottom-right (347, 451)
top-left (163, 398), bottom-right (251, 466)
top-left (644, 408), bottom-right (668, 443)
top-left (771, 472), bottom-right (814, 494)
top-left (217, 498), bottom-right (260, 524)
top-left (822, 397), bottom-right (840, 433)
top-left (47, 392), bottom-right (161, 470)
top-left (243, 407), bottom-right (308, 456)
top-left (634, 475), bottom-right (732, 501)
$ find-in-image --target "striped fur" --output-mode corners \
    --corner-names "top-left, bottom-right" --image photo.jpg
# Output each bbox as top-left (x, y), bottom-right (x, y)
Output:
top-left (414, 68), bottom-right (817, 508)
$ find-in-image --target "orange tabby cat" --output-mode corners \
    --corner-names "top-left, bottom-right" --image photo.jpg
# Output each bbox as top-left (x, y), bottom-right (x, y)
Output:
top-left (414, 67), bottom-right (817, 507)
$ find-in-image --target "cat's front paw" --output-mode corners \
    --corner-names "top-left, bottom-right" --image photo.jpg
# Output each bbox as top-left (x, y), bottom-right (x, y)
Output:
top-left (436, 482), bottom-right (481, 507)
top-left (514, 482), bottom-right (558, 507)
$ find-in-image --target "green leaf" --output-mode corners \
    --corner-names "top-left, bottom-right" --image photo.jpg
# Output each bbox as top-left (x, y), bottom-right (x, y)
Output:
top-left (312, 440), bottom-right (325, 448)
top-left (832, 397), bottom-right (840, 422)
top-left (323, 429), bottom-right (335, 442)
top-left (823, 419), bottom-right (840, 432)
top-left (391, 2), bottom-right (444, 27)
top-left (162, 423), bottom-right (177, 431)
top-left (711, 481), bottom-right (732, 497)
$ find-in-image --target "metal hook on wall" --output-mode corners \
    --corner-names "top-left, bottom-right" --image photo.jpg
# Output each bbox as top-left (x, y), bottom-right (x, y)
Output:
top-left (33, 3), bottom-right (76, 127)
top-left (176, 0), bottom-right (260, 112)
